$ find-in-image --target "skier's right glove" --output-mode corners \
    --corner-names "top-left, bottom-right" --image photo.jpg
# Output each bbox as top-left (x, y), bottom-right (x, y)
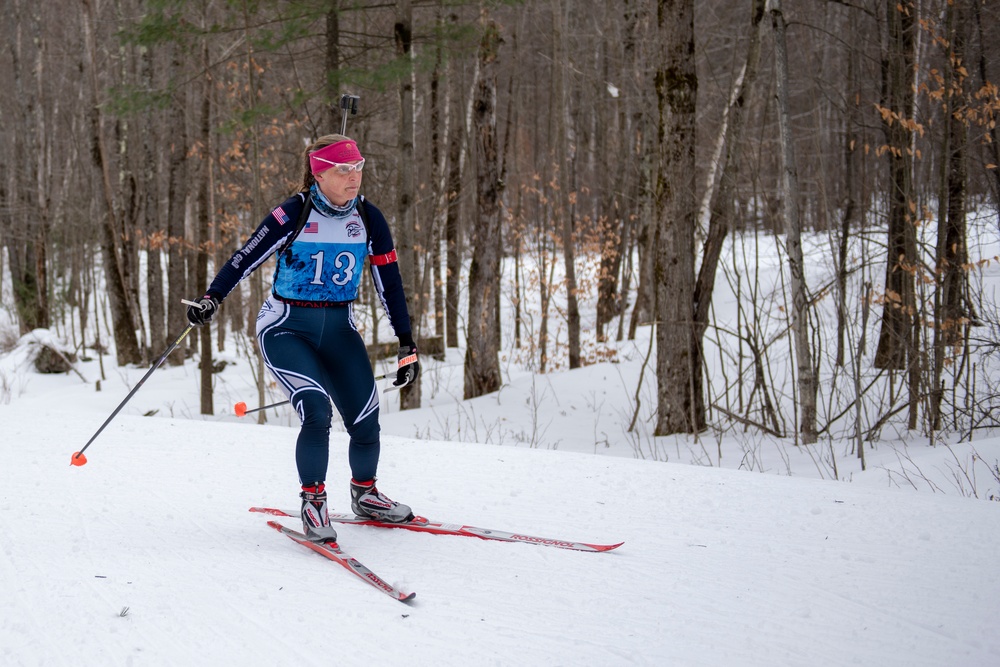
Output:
top-left (186, 294), bottom-right (220, 326)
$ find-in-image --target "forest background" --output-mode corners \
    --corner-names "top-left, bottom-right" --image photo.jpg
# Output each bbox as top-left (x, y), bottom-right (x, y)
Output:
top-left (3, 0), bottom-right (1000, 468)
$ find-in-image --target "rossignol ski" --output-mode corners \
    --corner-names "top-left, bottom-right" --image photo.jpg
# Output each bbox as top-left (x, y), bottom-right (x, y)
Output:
top-left (266, 520), bottom-right (415, 603)
top-left (251, 507), bottom-right (623, 553)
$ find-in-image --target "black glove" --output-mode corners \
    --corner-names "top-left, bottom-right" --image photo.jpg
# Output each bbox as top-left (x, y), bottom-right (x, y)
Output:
top-left (186, 294), bottom-right (220, 326)
top-left (394, 333), bottom-right (420, 388)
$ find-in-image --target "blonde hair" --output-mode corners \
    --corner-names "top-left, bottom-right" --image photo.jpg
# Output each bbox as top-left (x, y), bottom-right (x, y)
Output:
top-left (301, 134), bottom-right (351, 190)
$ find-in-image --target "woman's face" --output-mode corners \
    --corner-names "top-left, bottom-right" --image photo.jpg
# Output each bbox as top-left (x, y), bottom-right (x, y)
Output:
top-left (315, 160), bottom-right (364, 207)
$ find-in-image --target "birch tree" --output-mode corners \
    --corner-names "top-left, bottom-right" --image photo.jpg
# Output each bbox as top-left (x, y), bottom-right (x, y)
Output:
top-left (771, 0), bottom-right (816, 443)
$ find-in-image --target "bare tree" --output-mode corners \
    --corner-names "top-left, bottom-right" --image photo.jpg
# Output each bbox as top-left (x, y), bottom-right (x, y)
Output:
top-left (973, 2), bottom-right (1000, 214)
top-left (625, 0), bottom-right (656, 343)
top-left (653, 0), bottom-right (700, 435)
top-left (140, 44), bottom-right (166, 360)
top-left (464, 14), bottom-right (503, 399)
top-left (82, 0), bottom-right (142, 366)
top-left (395, 0), bottom-right (421, 409)
top-left (873, 1), bottom-right (918, 370)
top-left (5, 0), bottom-right (1000, 447)
top-left (444, 86), bottom-right (465, 350)
top-left (7, 0), bottom-right (51, 334)
top-left (551, 0), bottom-right (581, 369)
top-left (771, 0), bottom-right (816, 443)
top-left (165, 41), bottom-right (189, 366)
top-left (693, 0), bottom-right (767, 431)
top-left (196, 38), bottom-right (214, 415)
top-left (930, 0), bottom-right (972, 430)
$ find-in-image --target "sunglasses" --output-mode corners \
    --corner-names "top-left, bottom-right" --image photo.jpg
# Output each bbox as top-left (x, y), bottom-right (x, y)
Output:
top-left (315, 157), bottom-right (366, 175)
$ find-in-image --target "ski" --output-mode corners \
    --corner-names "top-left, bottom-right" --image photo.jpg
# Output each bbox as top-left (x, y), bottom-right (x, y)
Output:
top-left (251, 507), bottom-right (623, 553)
top-left (265, 520), bottom-right (415, 603)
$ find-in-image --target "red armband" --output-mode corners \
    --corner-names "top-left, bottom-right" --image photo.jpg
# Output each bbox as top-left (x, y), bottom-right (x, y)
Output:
top-left (370, 249), bottom-right (398, 266)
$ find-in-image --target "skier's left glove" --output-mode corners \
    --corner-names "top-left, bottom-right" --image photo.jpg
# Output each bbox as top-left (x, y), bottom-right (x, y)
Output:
top-left (394, 333), bottom-right (420, 388)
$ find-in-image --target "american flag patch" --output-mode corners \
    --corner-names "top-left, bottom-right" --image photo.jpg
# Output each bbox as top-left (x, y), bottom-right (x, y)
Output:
top-left (272, 206), bottom-right (290, 225)
top-left (304, 221), bottom-right (318, 233)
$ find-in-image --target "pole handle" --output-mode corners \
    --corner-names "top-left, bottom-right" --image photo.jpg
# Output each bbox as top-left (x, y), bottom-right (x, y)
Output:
top-left (339, 93), bottom-right (359, 135)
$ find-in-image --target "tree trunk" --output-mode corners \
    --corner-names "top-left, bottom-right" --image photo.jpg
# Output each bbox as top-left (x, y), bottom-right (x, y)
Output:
top-left (692, 0), bottom-right (765, 430)
top-left (836, 8), bottom-right (861, 369)
top-left (395, 0), bottom-right (420, 409)
top-left (116, 53), bottom-right (147, 363)
top-left (140, 45), bottom-right (165, 359)
top-left (444, 96), bottom-right (463, 350)
top-left (446, 55), bottom-right (477, 352)
top-left (931, 0), bottom-right (970, 430)
top-left (873, 0), bottom-right (920, 432)
top-left (598, 10), bottom-right (634, 345)
top-left (772, 0), bottom-right (816, 444)
top-left (197, 40), bottom-right (213, 416)
top-left (873, 0), bottom-right (917, 375)
top-left (464, 15), bottom-right (503, 400)
top-left (8, 0), bottom-right (50, 335)
top-left (625, 0), bottom-right (654, 342)
top-left (550, 0), bottom-right (580, 369)
top-left (973, 2), bottom-right (1000, 215)
top-left (939, 3), bottom-right (970, 346)
top-left (29, 0), bottom-right (50, 335)
top-left (165, 43), bottom-right (189, 365)
top-left (238, 2), bottom-right (267, 424)
top-left (653, 0), bottom-right (699, 435)
top-left (430, 11), bottom-right (446, 340)
top-left (82, 0), bottom-right (142, 366)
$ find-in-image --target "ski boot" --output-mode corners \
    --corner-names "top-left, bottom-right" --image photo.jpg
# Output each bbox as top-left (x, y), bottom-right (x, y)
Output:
top-left (300, 484), bottom-right (338, 543)
top-left (350, 478), bottom-right (414, 523)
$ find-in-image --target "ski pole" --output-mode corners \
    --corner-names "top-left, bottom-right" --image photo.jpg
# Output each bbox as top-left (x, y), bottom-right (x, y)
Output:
top-left (339, 93), bottom-right (359, 134)
top-left (71, 324), bottom-right (196, 467)
top-left (234, 400), bottom-right (288, 417)
top-left (235, 372), bottom-right (389, 417)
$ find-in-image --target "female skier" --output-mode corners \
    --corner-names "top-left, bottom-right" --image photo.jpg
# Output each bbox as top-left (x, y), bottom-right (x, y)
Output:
top-left (186, 135), bottom-right (419, 543)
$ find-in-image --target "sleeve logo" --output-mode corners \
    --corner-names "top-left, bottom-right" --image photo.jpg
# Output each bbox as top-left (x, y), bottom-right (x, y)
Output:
top-left (272, 206), bottom-right (290, 225)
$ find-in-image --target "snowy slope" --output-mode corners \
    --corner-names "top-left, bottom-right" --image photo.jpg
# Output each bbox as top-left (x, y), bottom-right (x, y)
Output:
top-left (2, 379), bottom-right (999, 667)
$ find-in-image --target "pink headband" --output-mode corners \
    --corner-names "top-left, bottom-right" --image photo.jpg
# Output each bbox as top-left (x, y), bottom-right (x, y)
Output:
top-left (309, 140), bottom-right (364, 175)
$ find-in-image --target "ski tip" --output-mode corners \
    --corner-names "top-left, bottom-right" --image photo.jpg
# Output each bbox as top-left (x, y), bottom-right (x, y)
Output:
top-left (594, 541), bottom-right (625, 552)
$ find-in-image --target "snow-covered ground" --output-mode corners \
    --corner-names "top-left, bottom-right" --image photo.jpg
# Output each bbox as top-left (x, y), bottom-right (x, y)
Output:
top-left (0, 340), bottom-right (998, 666)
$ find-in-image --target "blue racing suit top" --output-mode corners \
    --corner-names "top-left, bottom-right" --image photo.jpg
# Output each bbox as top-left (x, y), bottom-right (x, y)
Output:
top-left (207, 192), bottom-right (411, 337)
